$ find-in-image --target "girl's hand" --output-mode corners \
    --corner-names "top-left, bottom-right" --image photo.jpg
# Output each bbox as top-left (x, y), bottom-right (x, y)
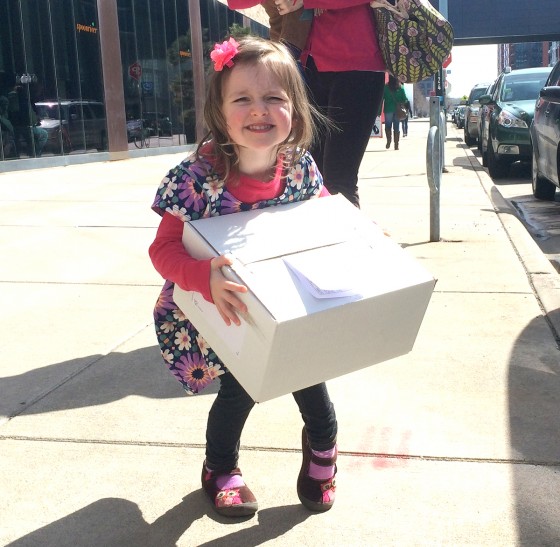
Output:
top-left (275, 0), bottom-right (303, 15)
top-left (210, 255), bottom-right (248, 326)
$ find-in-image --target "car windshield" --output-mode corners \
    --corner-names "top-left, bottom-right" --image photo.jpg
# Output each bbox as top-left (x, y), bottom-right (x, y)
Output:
top-left (470, 87), bottom-right (488, 103)
top-left (35, 104), bottom-right (60, 119)
top-left (500, 72), bottom-right (551, 102)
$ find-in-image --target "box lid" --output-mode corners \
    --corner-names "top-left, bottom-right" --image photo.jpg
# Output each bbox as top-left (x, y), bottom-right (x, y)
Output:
top-left (186, 195), bottom-right (373, 265)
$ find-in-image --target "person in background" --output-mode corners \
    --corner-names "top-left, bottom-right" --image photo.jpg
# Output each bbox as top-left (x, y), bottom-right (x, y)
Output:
top-left (401, 98), bottom-right (413, 137)
top-left (382, 75), bottom-right (408, 150)
top-left (149, 37), bottom-right (338, 519)
top-left (0, 95), bottom-right (17, 158)
top-left (8, 84), bottom-right (48, 157)
top-left (274, 0), bottom-right (386, 208)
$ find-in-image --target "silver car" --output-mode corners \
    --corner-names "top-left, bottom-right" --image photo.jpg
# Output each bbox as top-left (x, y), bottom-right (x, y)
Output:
top-left (36, 100), bottom-right (107, 154)
top-left (463, 82), bottom-right (492, 146)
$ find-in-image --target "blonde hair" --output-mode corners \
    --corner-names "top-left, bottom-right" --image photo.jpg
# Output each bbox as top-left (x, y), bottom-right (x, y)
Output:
top-left (197, 36), bottom-right (323, 183)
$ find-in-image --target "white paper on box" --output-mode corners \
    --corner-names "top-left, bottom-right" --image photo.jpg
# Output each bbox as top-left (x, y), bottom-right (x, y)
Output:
top-left (173, 194), bottom-right (435, 403)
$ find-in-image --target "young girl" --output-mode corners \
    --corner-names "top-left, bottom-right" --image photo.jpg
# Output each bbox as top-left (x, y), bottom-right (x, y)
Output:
top-left (149, 36), bottom-right (338, 518)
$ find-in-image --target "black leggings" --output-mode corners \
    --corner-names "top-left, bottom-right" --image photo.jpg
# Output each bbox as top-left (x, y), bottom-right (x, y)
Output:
top-left (305, 59), bottom-right (385, 207)
top-left (205, 371), bottom-right (338, 473)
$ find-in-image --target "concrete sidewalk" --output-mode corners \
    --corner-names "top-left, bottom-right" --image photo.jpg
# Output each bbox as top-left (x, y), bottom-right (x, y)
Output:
top-left (1, 119), bottom-right (560, 546)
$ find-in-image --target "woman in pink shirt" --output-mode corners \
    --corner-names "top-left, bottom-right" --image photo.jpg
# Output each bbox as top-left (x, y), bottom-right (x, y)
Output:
top-left (277, 0), bottom-right (386, 207)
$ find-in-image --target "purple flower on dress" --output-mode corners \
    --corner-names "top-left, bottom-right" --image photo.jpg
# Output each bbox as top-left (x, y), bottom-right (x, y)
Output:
top-left (187, 158), bottom-right (211, 179)
top-left (220, 192), bottom-right (243, 215)
top-left (399, 45), bottom-right (409, 55)
top-left (388, 21), bottom-right (398, 32)
top-left (154, 283), bottom-right (175, 318)
top-left (175, 353), bottom-right (213, 392)
top-left (407, 27), bottom-right (419, 37)
top-left (178, 174), bottom-right (207, 212)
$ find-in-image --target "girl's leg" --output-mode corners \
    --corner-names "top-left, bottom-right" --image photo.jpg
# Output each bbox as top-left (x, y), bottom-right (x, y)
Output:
top-left (292, 382), bottom-right (337, 450)
top-left (205, 371), bottom-right (255, 472)
top-left (308, 69), bottom-right (385, 207)
top-left (293, 382), bottom-right (338, 512)
top-left (203, 371), bottom-right (258, 517)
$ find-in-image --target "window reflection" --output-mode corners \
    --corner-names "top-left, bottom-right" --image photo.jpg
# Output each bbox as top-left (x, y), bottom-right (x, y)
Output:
top-left (0, 0), bottom-right (267, 161)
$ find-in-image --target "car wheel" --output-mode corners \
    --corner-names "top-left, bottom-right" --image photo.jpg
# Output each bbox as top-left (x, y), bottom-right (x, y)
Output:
top-left (487, 142), bottom-right (510, 179)
top-left (482, 144), bottom-right (488, 166)
top-left (532, 148), bottom-right (556, 200)
top-left (464, 126), bottom-right (475, 146)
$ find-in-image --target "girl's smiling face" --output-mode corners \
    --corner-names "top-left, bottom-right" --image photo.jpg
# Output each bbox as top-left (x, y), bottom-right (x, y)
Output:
top-left (222, 62), bottom-right (293, 172)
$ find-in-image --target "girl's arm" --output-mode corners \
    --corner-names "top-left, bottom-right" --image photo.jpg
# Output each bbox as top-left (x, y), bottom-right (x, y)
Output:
top-left (149, 212), bottom-right (249, 325)
top-left (149, 212), bottom-right (213, 301)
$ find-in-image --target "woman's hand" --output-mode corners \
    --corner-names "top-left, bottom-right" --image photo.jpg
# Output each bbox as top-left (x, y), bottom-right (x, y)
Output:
top-left (210, 255), bottom-right (248, 326)
top-left (274, 0), bottom-right (303, 15)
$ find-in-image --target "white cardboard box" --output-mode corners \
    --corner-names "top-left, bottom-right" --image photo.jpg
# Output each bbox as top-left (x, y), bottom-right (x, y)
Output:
top-left (173, 195), bottom-right (435, 402)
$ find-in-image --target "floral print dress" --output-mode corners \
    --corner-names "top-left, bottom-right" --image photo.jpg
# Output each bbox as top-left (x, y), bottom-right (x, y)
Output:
top-left (151, 149), bottom-right (323, 395)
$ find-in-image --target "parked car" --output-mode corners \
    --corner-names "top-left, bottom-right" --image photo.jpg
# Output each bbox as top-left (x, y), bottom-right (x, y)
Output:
top-left (454, 105), bottom-right (466, 129)
top-left (477, 77), bottom-right (499, 154)
top-left (463, 82), bottom-right (492, 146)
top-left (479, 66), bottom-right (553, 179)
top-left (35, 100), bottom-right (107, 153)
top-left (530, 60), bottom-right (560, 200)
top-left (450, 106), bottom-right (458, 123)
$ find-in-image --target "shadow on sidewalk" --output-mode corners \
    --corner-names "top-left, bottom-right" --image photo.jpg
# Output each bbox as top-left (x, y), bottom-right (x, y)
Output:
top-left (6, 492), bottom-right (311, 547)
top-left (1, 346), bottom-right (218, 418)
top-left (509, 309), bottom-right (560, 544)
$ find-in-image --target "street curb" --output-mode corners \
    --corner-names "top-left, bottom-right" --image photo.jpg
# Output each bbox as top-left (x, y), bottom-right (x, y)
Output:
top-left (462, 143), bottom-right (560, 345)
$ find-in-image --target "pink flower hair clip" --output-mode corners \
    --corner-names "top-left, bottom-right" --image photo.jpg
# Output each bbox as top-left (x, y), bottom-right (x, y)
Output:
top-left (210, 37), bottom-right (240, 71)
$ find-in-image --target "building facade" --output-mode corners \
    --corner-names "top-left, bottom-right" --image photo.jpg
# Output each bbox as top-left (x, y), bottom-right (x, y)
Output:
top-left (0, 0), bottom-right (266, 168)
top-left (498, 41), bottom-right (560, 72)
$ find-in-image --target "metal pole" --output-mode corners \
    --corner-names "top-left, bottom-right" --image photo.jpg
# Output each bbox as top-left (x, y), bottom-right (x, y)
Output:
top-left (426, 125), bottom-right (441, 242)
top-left (427, 98), bottom-right (442, 242)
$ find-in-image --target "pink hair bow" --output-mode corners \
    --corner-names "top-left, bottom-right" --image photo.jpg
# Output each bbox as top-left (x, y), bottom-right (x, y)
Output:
top-left (210, 37), bottom-right (240, 71)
